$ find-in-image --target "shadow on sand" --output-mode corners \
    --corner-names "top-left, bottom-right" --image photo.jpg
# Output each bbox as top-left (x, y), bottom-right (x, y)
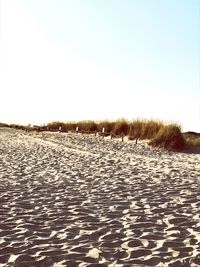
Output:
top-left (182, 145), bottom-right (200, 155)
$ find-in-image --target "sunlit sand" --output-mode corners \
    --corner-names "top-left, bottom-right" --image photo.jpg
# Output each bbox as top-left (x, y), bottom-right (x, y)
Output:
top-left (0, 127), bottom-right (199, 266)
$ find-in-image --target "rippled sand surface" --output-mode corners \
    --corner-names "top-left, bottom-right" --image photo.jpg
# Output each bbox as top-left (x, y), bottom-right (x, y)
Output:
top-left (0, 128), bottom-right (200, 267)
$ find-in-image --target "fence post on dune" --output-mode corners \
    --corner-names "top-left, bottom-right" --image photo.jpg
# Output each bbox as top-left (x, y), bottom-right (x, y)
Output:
top-left (102, 128), bottom-right (105, 138)
top-left (122, 134), bottom-right (124, 142)
top-left (59, 126), bottom-right (62, 132)
top-left (76, 127), bottom-right (79, 134)
top-left (135, 138), bottom-right (138, 145)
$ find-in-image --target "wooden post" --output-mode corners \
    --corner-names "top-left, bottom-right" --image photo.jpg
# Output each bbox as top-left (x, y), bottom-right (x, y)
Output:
top-left (122, 134), bottom-right (124, 142)
top-left (76, 126), bottom-right (79, 133)
top-left (102, 128), bottom-right (105, 138)
top-left (135, 138), bottom-right (138, 145)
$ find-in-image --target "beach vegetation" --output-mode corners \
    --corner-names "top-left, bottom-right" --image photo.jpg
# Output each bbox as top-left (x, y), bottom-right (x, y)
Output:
top-left (128, 119), bottom-right (163, 140)
top-left (149, 124), bottom-right (186, 151)
top-left (186, 138), bottom-right (200, 147)
top-left (97, 120), bottom-right (115, 134)
top-left (183, 132), bottom-right (200, 148)
top-left (3, 119), bottom-right (199, 151)
top-left (77, 120), bottom-right (97, 133)
top-left (0, 122), bottom-right (9, 128)
top-left (112, 119), bottom-right (129, 136)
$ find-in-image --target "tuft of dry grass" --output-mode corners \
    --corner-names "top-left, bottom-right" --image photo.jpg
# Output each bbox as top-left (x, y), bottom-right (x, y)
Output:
top-left (183, 132), bottom-right (200, 148)
top-left (128, 120), bottom-right (143, 140)
top-left (46, 121), bottom-right (67, 131)
top-left (112, 119), bottom-right (129, 136)
top-left (77, 120), bottom-right (97, 133)
top-left (62, 121), bottom-right (77, 132)
top-left (9, 124), bottom-right (27, 131)
top-left (97, 120), bottom-right (115, 134)
top-left (0, 122), bottom-right (9, 127)
top-left (186, 138), bottom-right (200, 147)
top-left (149, 124), bottom-right (186, 151)
top-left (140, 120), bottom-right (164, 139)
top-left (128, 119), bottom-right (163, 140)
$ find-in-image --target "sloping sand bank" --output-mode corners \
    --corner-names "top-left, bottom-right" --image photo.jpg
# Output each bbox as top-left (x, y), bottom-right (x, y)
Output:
top-left (0, 128), bottom-right (199, 267)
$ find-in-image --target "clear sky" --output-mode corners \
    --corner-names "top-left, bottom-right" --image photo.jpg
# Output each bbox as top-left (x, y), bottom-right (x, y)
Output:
top-left (0, 0), bottom-right (200, 131)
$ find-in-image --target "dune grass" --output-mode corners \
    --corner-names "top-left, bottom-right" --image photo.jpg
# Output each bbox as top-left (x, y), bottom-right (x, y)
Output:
top-left (149, 124), bottom-right (186, 151)
top-left (183, 132), bottom-right (200, 148)
top-left (128, 120), bottom-right (164, 140)
top-left (76, 120), bottom-right (97, 132)
top-left (2, 119), bottom-right (199, 151)
top-left (0, 122), bottom-right (9, 128)
top-left (186, 138), bottom-right (200, 147)
top-left (97, 120), bottom-right (115, 135)
top-left (44, 119), bottom-right (164, 139)
top-left (44, 119), bottom-right (188, 150)
top-left (112, 119), bottom-right (129, 136)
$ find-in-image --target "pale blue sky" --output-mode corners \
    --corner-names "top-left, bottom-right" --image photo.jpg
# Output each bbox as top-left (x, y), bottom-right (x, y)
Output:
top-left (0, 0), bottom-right (200, 131)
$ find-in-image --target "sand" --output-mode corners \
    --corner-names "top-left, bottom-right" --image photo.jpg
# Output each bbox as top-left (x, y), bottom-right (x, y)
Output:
top-left (0, 127), bottom-right (199, 267)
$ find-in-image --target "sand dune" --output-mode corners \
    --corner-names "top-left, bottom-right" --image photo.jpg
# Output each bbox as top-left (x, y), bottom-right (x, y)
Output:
top-left (0, 128), bottom-right (199, 267)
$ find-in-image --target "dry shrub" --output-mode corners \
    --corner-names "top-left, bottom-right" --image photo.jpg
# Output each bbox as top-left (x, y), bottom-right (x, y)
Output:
top-left (47, 121), bottom-right (66, 131)
top-left (140, 120), bottom-right (163, 139)
top-left (97, 120), bottom-right (115, 134)
top-left (113, 119), bottom-right (129, 136)
top-left (128, 120), bottom-right (143, 140)
top-left (77, 120), bottom-right (97, 133)
top-left (9, 124), bottom-right (27, 131)
top-left (183, 132), bottom-right (200, 147)
top-left (149, 124), bottom-right (186, 151)
top-left (128, 119), bottom-right (163, 140)
top-left (185, 138), bottom-right (200, 147)
top-left (0, 122), bottom-right (9, 127)
top-left (64, 122), bottom-right (77, 132)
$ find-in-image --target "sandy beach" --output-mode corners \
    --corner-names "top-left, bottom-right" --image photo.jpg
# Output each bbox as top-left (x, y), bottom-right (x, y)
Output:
top-left (0, 127), bottom-right (199, 267)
